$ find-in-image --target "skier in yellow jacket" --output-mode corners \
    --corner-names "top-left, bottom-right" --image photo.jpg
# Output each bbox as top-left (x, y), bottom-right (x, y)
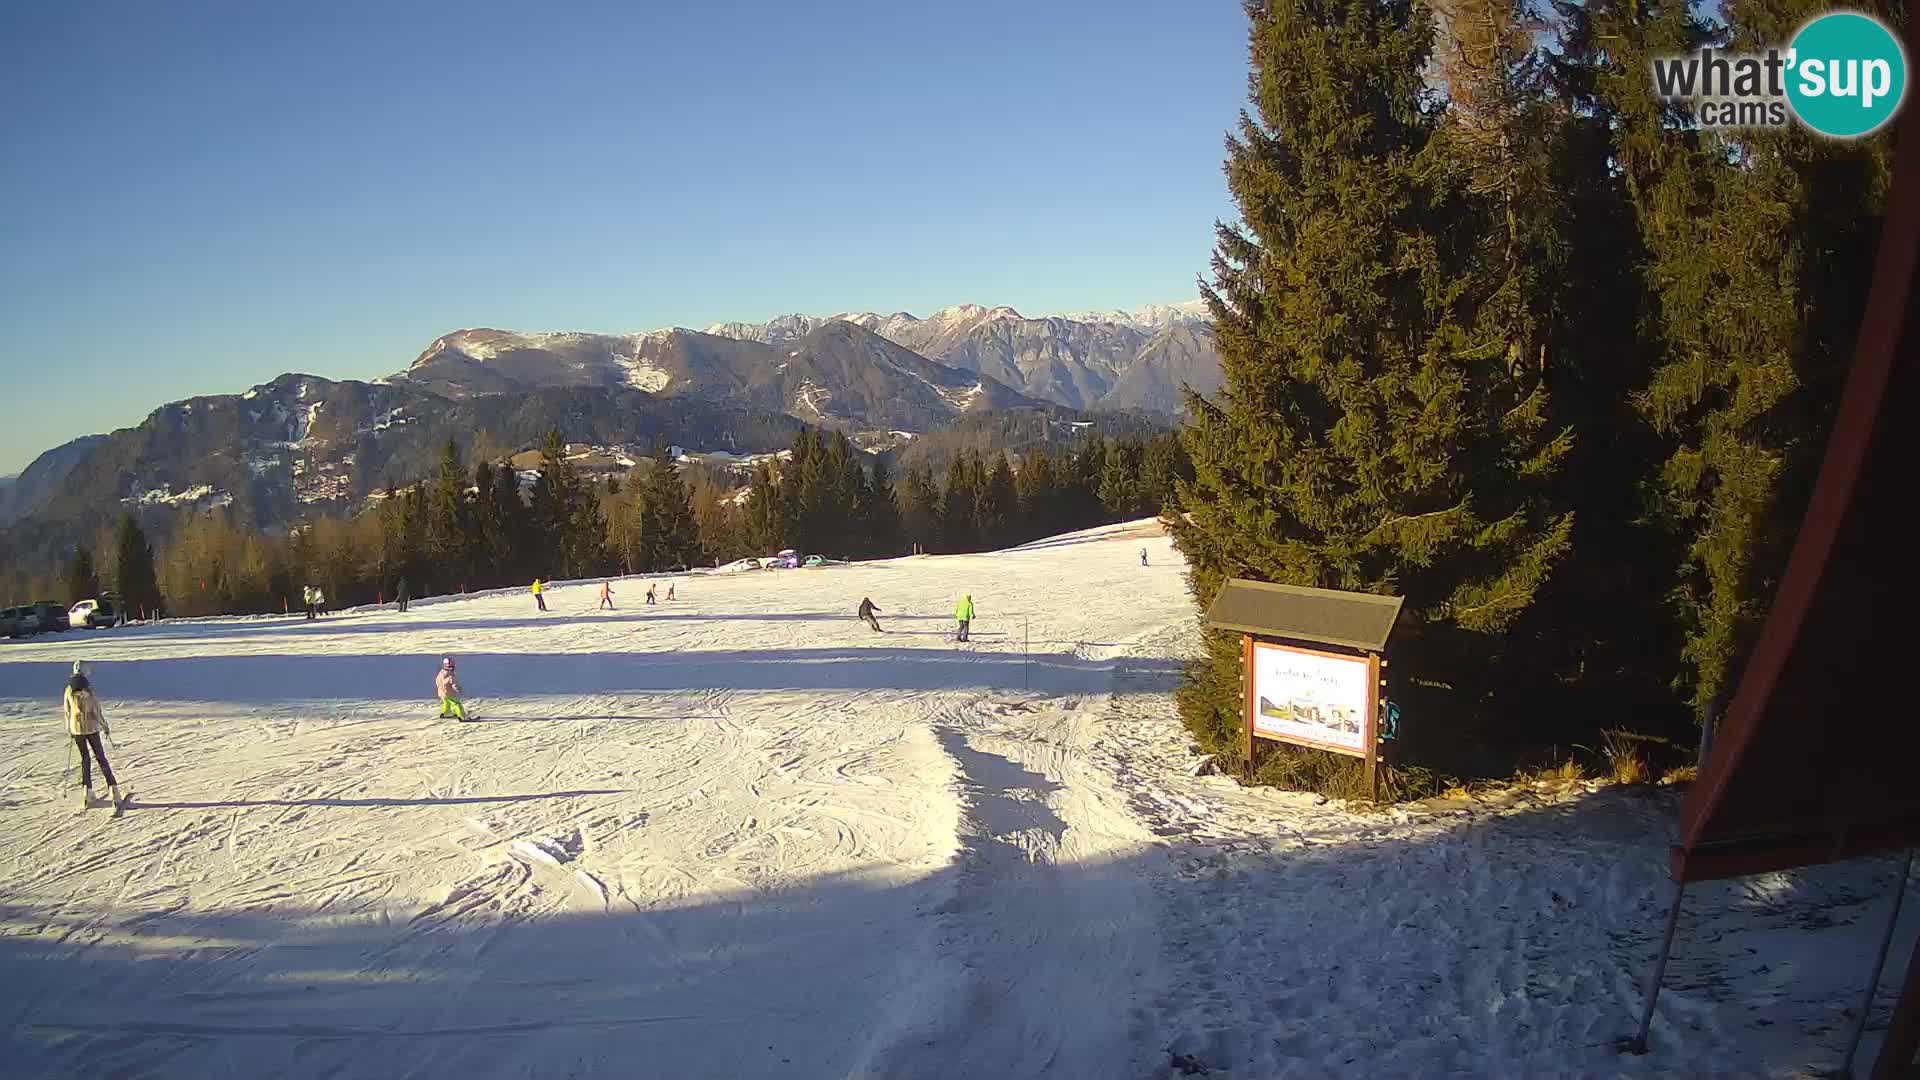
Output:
top-left (955, 594), bottom-right (975, 642)
top-left (64, 661), bottom-right (123, 811)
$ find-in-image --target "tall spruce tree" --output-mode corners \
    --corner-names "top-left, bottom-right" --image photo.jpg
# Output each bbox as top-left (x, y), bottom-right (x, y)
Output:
top-left (1017, 447), bottom-right (1061, 543)
top-left (424, 438), bottom-right (473, 585)
top-left (864, 456), bottom-right (903, 558)
top-left (744, 461), bottom-right (783, 554)
top-left (1167, 0), bottom-right (1573, 779)
top-left (1581, 0), bottom-right (1897, 719)
top-left (67, 545), bottom-right (100, 604)
top-left (974, 453), bottom-right (1017, 551)
top-left (114, 515), bottom-right (162, 619)
top-left (638, 441), bottom-right (701, 570)
top-left (940, 453), bottom-right (978, 553)
top-left (899, 464), bottom-right (939, 554)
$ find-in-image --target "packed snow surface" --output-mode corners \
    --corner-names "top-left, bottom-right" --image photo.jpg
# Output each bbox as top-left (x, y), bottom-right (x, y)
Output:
top-left (1, 520), bottom-right (1914, 1079)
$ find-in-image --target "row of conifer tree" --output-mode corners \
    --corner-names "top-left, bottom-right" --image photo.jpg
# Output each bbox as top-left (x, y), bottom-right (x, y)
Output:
top-left (48, 428), bottom-right (1190, 622)
top-left (1159, 0), bottom-right (1897, 795)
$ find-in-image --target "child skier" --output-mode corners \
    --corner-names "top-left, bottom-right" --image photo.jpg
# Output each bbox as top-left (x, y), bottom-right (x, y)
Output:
top-left (646, 584), bottom-right (657, 605)
top-left (64, 661), bottom-right (123, 811)
top-left (1140, 548), bottom-right (1149, 567)
top-left (667, 583), bottom-right (676, 601)
top-left (532, 578), bottom-right (547, 612)
top-left (314, 587), bottom-right (328, 617)
top-left (435, 657), bottom-right (471, 722)
top-left (859, 597), bottom-right (883, 633)
top-left (955, 594), bottom-right (975, 642)
top-left (599, 581), bottom-right (615, 610)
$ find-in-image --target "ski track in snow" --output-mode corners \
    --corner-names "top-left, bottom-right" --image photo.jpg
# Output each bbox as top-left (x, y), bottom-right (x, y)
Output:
top-left (0, 519), bottom-right (1913, 1079)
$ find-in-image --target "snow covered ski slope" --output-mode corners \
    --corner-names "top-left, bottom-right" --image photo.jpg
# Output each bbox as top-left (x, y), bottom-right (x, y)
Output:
top-left (1, 520), bottom-right (1914, 1078)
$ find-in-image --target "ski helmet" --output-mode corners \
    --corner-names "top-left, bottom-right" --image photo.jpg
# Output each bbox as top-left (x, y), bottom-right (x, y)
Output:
top-left (72, 660), bottom-right (90, 678)
top-left (442, 656), bottom-right (456, 669)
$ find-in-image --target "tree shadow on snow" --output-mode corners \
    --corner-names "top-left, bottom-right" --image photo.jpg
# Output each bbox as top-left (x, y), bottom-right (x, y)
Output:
top-left (0, 648), bottom-right (1182, 704)
top-left (126, 789), bottom-right (624, 812)
top-left (4, 786), bottom-right (1908, 1080)
top-left (96, 611), bottom-right (955, 644)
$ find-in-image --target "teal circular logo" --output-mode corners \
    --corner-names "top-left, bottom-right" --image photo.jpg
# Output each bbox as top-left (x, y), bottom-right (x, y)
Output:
top-left (1786, 11), bottom-right (1909, 138)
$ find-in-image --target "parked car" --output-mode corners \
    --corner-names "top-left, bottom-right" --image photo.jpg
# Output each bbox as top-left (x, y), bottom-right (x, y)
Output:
top-left (69, 598), bottom-right (120, 629)
top-left (1, 608), bottom-right (19, 639)
top-left (802, 555), bottom-right (826, 568)
top-left (3, 605), bottom-right (42, 637)
top-left (32, 602), bottom-right (70, 632)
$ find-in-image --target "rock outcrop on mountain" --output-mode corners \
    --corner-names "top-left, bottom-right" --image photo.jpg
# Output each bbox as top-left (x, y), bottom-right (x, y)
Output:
top-left (398, 323), bottom-right (1038, 433)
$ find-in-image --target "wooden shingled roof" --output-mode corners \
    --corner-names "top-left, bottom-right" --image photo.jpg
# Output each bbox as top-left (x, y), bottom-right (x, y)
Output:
top-left (1204, 578), bottom-right (1404, 653)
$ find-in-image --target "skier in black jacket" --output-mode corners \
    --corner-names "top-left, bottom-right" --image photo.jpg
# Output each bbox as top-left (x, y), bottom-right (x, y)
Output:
top-left (858, 597), bottom-right (883, 633)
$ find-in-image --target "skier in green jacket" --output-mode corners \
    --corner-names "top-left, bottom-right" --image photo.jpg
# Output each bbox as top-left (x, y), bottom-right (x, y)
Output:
top-left (955, 594), bottom-right (974, 642)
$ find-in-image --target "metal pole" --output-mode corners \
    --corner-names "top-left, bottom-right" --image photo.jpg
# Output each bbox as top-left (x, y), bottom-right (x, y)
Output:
top-left (1627, 880), bottom-right (1688, 1054)
top-left (1839, 848), bottom-right (1916, 1078)
top-left (1023, 617), bottom-right (1029, 691)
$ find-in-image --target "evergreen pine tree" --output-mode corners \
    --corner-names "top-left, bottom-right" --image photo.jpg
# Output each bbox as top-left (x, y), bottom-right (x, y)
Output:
top-left (864, 456), bottom-right (903, 558)
top-left (638, 440), bottom-right (701, 570)
top-left (1097, 439), bottom-right (1143, 521)
top-left (1016, 446), bottom-right (1060, 543)
top-left (744, 461), bottom-right (783, 554)
top-left (974, 453), bottom-right (1017, 551)
top-left (825, 432), bottom-right (866, 557)
top-left (1582, 0), bottom-right (1896, 718)
top-left (899, 464), bottom-right (938, 554)
top-left (940, 452), bottom-right (978, 553)
top-left (114, 515), bottom-right (163, 619)
top-left (1167, 0), bottom-right (1573, 779)
top-left (67, 545), bottom-right (100, 604)
top-left (424, 438), bottom-right (473, 585)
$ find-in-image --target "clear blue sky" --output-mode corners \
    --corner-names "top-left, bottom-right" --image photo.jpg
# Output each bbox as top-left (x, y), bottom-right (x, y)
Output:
top-left (0, 0), bottom-right (1248, 475)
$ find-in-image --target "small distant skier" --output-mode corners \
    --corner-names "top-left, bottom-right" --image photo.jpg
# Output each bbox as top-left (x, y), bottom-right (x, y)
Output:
top-left (302, 585), bottom-right (317, 621)
top-left (314, 587), bottom-right (328, 617)
top-left (955, 594), bottom-right (975, 643)
top-left (532, 578), bottom-right (548, 612)
top-left (435, 657), bottom-right (470, 722)
top-left (599, 581), bottom-right (615, 610)
top-left (1140, 548), bottom-right (1149, 567)
top-left (397, 576), bottom-right (411, 613)
top-left (859, 597), bottom-right (883, 633)
top-left (64, 661), bottom-right (123, 811)
top-left (667, 583), bottom-right (676, 602)
top-left (646, 584), bottom-right (658, 605)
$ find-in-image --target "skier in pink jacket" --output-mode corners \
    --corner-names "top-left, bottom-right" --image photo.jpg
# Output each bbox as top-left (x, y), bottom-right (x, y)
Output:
top-left (435, 657), bottom-right (470, 721)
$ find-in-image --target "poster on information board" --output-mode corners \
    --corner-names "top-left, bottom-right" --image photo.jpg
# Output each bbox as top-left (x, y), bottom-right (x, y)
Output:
top-left (1248, 640), bottom-right (1373, 758)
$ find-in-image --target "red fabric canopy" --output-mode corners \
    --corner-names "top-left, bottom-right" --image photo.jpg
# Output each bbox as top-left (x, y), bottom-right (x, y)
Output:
top-left (1671, 94), bottom-right (1920, 885)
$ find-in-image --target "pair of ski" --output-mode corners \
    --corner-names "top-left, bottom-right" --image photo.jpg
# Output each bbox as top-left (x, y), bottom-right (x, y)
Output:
top-left (80, 787), bottom-right (127, 817)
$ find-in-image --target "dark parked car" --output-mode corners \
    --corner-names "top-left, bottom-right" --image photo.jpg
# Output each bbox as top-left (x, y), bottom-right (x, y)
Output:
top-left (1, 608), bottom-right (20, 639)
top-left (2, 605), bottom-right (40, 637)
top-left (31, 602), bottom-right (70, 632)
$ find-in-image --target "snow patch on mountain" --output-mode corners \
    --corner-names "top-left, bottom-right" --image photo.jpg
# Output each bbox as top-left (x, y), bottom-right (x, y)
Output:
top-left (124, 484), bottom-right (221, 507)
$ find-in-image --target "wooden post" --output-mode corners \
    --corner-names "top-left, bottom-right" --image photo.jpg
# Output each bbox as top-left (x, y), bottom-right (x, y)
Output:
top-left (1364, 652), bottom-right (1381, 801)
top-left (1243, 633), bottom-right (1257, 778)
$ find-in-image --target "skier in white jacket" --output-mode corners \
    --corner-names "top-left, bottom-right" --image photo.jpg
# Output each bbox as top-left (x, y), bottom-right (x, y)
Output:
top-left (64, 661), bottom-right (122, 810)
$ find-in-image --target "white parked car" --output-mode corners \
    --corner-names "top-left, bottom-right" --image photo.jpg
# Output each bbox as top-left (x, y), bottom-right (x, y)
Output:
top-left (69, 598), bottom-right (121, 629)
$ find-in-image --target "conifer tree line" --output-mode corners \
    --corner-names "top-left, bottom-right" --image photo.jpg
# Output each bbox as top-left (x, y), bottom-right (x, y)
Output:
top-left (1168, 0), bottom-right (1899, 795)
top-left (16, 426), bottom-right (1189, 619)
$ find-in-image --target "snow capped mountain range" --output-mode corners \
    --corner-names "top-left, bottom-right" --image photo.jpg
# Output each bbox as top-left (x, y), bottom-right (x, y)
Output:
top-left (700, 301), bottom-right (1219, 414)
